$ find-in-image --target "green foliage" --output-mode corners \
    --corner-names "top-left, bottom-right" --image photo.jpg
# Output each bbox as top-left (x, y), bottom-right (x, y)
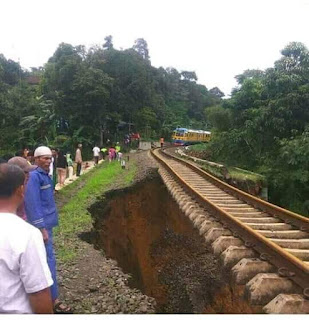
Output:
top-left (1, 39), bottom-right (308, 215)
top-left (206, 42), bottom-right (309, 214)
top-left (204, 105), bottom-right (232, 131)
top-left (133, 38), bottom-right (150, 60)
top-left (0, 36), bottom-right (222, 155)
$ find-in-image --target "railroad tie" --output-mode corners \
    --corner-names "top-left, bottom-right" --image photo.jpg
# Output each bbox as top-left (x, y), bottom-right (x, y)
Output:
top-left (232, 258), bottom-right (274, 285)
top-left (221, 246), bottom-right (257, 268)
top-left (245, 273), bottom-right (302, 306)
top-left (153, 149), bottom-right (309, 314)
top-left (263, 294), bottom-right (309, 314)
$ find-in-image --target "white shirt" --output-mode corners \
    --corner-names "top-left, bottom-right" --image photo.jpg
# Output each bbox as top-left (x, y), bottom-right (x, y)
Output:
top-left (92, 147), bottom-right (100, 157)
top-left (0, 213), bottom-right (53, 314)
top-left (49, 157), bottom-right (54, 177)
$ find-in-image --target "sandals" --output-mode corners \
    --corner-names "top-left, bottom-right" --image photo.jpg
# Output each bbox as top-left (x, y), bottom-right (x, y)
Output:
top-left (53, 301), bottom-right (73, 314)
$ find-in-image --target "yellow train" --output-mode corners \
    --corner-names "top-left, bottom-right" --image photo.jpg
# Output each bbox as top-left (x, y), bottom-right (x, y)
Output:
top-left (172, 128), bottom-right (211, 145)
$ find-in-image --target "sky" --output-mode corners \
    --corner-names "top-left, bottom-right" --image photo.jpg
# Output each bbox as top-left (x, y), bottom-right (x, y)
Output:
top-left (1, 0), bottom-right (308, 96)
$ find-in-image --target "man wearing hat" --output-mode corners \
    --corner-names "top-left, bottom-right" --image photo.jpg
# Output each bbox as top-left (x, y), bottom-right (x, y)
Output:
top-left (24, 146), bottom-right (71, 313)
top-left (8, 157), bottom-right (37, 220)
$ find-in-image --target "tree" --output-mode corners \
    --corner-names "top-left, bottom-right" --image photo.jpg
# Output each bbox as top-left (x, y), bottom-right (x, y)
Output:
top-left (205, 42), bottom-right (309, 214)
top-left (133, 38), bottom-right (150, 60)
top-left (71, 64), bottom-right (113, 141)
top-left (1, 39), bottom-right (222, 152)
top-left (204, 105), bottom-right (231, 131)
top-left (103, 35), bottom-right (113, 50)
top-left (180, 71), bottom-right (197, 82)
top-left (0, 54), bottom-right (23, 85)
top-left (235, 69), bottom-right (264, 85)
top-left (209, 87), bottom-right (225, 98)
top-left (275, 42), bottom-right (309, 74)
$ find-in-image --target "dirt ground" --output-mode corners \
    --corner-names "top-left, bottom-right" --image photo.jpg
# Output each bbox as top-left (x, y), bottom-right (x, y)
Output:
top-left (55, 151), bottom-right (158, 314)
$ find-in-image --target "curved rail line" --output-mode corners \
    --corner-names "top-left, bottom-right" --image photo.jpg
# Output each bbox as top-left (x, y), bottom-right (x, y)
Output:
top-left (151, 147), bottom-right (309, 296)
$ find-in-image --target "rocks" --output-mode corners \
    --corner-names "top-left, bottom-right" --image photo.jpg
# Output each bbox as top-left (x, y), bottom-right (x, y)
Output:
top-left (58, 248), bottom-right (156, 313)
top-left (88, 286), bottom-right (99, 293)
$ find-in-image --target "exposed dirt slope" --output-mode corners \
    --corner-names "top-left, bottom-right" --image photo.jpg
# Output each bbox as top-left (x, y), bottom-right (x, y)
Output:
top-left (55, 152), bottom-right (157, 314)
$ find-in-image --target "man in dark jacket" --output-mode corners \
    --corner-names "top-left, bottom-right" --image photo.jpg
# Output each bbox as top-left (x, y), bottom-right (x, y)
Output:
top-left (24, 146), bottom-right (71, 313)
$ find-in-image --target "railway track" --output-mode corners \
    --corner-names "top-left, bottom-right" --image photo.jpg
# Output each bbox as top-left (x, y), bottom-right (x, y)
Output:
top-left (151, 147), bottom-right (309, 313)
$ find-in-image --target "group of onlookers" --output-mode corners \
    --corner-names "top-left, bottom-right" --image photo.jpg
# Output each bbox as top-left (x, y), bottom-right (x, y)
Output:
top-left (0, 146), bottom-right (72, 314)
top-left (1, 146), bottom-right (78, 189)
top-left (49, 145), bottom-right (81, 188)
top-left (94, 143), bottom-right (125, 168)
top-left (0, 141), bottom-right (127, 314)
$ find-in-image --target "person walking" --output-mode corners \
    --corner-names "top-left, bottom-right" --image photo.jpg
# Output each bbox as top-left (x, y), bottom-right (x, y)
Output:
top-left (101, 147), bottom-right (107, 161)
top-left (0, 163), bottom-right (53, 314)
top-left (24, 146), bottom-right (72, 313)
top-left (66, 153), bottom-right (74, 180)
top-left (75, 144), bottom-right (82, 176)
top-left (56, 150), bottom-right (67, 187)
top-left (92, 144), bottom-right (100, 166)
top-left (108, 146), bottom-right (116, 162)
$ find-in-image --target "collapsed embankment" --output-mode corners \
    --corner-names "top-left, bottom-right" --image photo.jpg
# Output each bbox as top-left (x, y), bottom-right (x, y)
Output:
top-left (89, 169), bottom-right (257, 313)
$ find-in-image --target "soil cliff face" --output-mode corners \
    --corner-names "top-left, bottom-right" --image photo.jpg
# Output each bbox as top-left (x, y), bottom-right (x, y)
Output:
top-left (89, 173), bottom-right (255, 313)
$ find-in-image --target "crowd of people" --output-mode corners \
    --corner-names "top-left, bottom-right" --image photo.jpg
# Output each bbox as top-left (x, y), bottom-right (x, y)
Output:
top-left (0, 146), bottom-right (71, 314)
top-left (0, 141), bottom-right (127, 314)
top-left (0, 142), bottom-right (126, 190)
top-left (99, 143), bottom-right (125, 168)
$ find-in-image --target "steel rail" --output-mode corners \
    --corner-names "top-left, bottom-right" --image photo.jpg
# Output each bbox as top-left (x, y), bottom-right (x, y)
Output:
top-left (151, 148), bottom-right (309, 293)
top-left (164, 148), bottom-right (309, 230)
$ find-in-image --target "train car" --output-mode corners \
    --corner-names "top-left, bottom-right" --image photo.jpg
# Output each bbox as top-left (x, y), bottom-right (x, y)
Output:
top-left (172, 128), bottom-right (211, 146)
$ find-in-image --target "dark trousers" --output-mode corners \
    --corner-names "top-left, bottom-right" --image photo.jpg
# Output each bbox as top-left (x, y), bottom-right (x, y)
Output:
top-left (94, 156), bottom-right (99, 165)
top-left (76, 162), bottom-right (82, 176)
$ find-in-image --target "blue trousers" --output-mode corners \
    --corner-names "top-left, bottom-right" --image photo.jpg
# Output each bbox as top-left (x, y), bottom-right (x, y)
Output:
top-left (45, 229), bottom-right (58, 301)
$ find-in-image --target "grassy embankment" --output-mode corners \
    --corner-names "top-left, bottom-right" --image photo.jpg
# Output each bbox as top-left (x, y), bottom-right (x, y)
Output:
top-left (54, 160), bottom-right (136, 264)
top-left (188, 144), bottom-right (265, 184)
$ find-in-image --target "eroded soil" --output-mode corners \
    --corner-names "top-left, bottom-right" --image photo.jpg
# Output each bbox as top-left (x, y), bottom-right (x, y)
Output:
top-left (55, 152), bottom-right (158, 314)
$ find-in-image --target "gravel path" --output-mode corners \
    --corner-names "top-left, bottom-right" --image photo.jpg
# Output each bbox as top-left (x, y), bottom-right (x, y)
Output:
top-left (56, 151), bottom-right (158, 314)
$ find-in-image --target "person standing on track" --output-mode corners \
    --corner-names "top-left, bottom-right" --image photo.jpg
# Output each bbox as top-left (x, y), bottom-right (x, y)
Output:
top-left (24, 146), bottom-right (72, 313)
top-left (160, 137), bottom-right (164, 148)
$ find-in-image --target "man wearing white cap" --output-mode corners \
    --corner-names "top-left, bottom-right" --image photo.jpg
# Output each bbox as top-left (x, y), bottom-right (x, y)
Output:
top-left (24, 146), bottom-right (71, 313)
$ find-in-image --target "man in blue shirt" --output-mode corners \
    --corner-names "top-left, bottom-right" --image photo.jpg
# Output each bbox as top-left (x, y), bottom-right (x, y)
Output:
top-left (25, 146), bottom-right (71, 313)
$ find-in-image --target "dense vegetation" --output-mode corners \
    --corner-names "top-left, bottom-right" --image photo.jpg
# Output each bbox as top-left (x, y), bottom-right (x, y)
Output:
top-left (1, 38), bottom-right (308, 214)
top-left (204, 42), bottom-right (309, 214)
top-left (0, 36), bottom-right (221, 155)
